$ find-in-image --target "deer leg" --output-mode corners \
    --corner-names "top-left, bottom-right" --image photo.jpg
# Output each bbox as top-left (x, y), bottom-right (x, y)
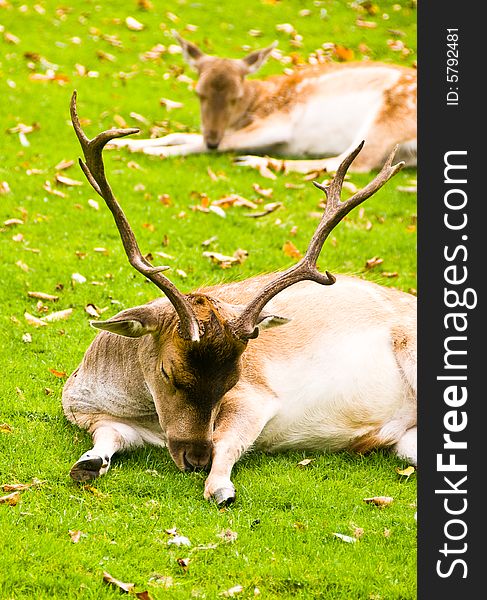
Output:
top-left (392, 426), bottom-right (417, 465)
top-left (204, 390), bottom-right (279, 505)
top-left (107, 133), bottom-right (204, 151)
top-left (69, 420), bottom-right (149, 482)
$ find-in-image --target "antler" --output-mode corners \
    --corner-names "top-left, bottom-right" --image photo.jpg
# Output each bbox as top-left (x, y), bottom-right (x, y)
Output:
top-left (231, 141), bottom-right (404, 338)
top-left (70, 91), bottom-right (201, 342)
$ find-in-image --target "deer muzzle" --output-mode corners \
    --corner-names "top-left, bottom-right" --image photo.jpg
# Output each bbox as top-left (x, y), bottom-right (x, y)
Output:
top-left (168, 439), bottom-right (213, 472)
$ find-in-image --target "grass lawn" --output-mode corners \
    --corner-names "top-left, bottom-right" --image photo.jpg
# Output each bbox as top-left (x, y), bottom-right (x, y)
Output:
top-left (0, 1), bottom-right (417, 598)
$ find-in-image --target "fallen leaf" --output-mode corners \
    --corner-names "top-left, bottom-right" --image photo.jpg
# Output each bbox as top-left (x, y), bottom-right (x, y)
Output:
top-left (283, 241), bottom-right (302, 259)
top-left (167, 535), bottom-right (191, 547)
top-left (83, 485), bottom-right (108, 498)
top-left (213, 194), bottom-right (258, 210)
top-left (24, 312), bottom-right (47, 327)
top-left (0, 181), bottom-right (11, 194)
top-left (220, 585), bottom-right (244, 597)
top-left (49, 368), bottom-right (67, 378)
top-left (0, 424), bottom-right (13, 434)
top-left (217, 529), bottom-right (238, 543)
top-left (72, 273), bottom-right (87, 284)
top-left (85, 304), bottom-right (100, 318)
top-left (16, 260), bottom-right (30, 272)
top-left (356, 19), bottom-right (377, 28)
top-left (334, 45), bottom-right (355, 61)
top-left (245, 202), bottom-right (282, 218)
top-left (88, 199), bottom-right (99, 210)
top-left (332, 532), bottom-right (357, 543)
top-left (55, 174), bottom-right (83, 186)
top-left (353, 527), bottom-right (364, 539)
top-left (1, 479), bottom-right (45, 492)
top-left (22, 333), bottom-right (32, 343)
top-left (208, 205), bottom-right (226, 218)
top-left (0, 492), bottom-right (21, 506)
top-left (125, 16), bottom-right (145, 31)
top-left (297, 458), bottom-right (313, 467)
top-left (4, 218), bottom-right (23, 226)
top-left (363, 496), bottom-right (394, 507)
top-left (103, 571), bottom-right (134, 593)
top-left (43, 180), bottom-right (66, 197)
top-left (365, 256), bottom-right (383, 269)
top-left (176, 557), bottom-right (190, 571)
top-left (68, 529), bottom-right (82, 543)
top-left (203, 251), bottom-right (239, 269)
top-left (28, 291), bottom-right (59, 301)
top-left (396, 465), bottom-right (415, 478)
top-left (381, 272), bottom-right (398, 278)
top-left (160, 98), bottom-right (183, 110)
top-left (54, 159), bottom-right (75, 171)
top-left (252, 183), bottom-right (273, 197)
top-left (42, 308), bottom-right (73, 322)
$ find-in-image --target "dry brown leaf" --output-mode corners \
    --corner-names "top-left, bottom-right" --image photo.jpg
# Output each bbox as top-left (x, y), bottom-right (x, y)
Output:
top-left (22, 333), bottom-right (32, 343)
top-left (28, 291), bottom-right (59, 302)
top-left (363, 496), bottom-right (394, 507)
top-left (203, 251), bottom-right (239, 269)
top-left (42, 308), bottom-right (73, 322)
top-left (2, 479), bottom-right (45, 492)
top-left (177, 557), bottom-right (190, 571)
top-left (88, 199), bottom-right (99, 210)
top-left (252, 183), bottom-right (273, 198)
top-left (0, 423), bottom-right (13, 434)
top-left (0, 491), bottom-right (21, 506)
top-left (16, 260), bottom-right (30, 272)
top-left (297, 458), bottom-right (313, 467)
top-left (356, 19), bottom-right (377, 28)
top-left (283, 241), bottom-right (302, 259)
top-left (25, 312), bottom-right (47, 327)
top-left (43, 181), bottom-right (66, 197)
top-left (85, 304), bottom-right (100, 318)
top-left (49, 368), bottom-right (67, 378)
top-left (213, 194), bottom-right (258, 210)
top-left (365, 256), bottom-right (383, 269)
top-left (0, 181), bottom-right (11, 194)
top-left (245, 202), bottom-right (282, 218)
top-left (160, 98), bottom-right (183, 110)
top-left (68, 529), bottom-right (82, 543)
top-left (83, 485), bottom-right (108, 498)
top-left (54, 159), bottom-right (75, 171)
top-left (102, 571), bottom-right (134, 593)
top-left (55, 174), bottom-right (83, 186)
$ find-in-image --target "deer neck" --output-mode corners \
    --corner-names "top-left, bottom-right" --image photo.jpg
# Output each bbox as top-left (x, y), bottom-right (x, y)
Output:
top-left (229, 78), bottom-right (280, 130)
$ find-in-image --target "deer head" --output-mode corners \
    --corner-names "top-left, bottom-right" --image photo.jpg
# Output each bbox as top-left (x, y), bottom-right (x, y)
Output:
top-left (174, 32), bottom-right (277, 149)
top-left (70, 92), bottom-right (403, 471)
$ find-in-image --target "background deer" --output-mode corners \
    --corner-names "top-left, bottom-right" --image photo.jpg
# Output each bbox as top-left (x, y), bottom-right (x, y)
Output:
top-left (63, 92), bottom-right (417, 505)
top-left (108, 33), bottom-right (417, 174)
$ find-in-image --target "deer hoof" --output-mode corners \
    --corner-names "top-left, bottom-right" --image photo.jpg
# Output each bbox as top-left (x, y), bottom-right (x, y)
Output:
top-left (69, 456), bottom-right (104, 482)
top-left (212, 486), bottom-right (236, 506)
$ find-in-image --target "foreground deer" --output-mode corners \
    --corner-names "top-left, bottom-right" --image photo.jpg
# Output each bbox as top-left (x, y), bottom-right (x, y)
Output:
top-left (109, 33), bottom-right (417, 174)
top-left (63, 92), bottom-right (416, 505)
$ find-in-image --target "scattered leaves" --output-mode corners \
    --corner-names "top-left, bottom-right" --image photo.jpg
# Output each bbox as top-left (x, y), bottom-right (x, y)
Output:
top-left (103, 571), bottom-right (134, 593)
top-left (125, 16), bottom-right (145, 31)
top-left (43, 308), bottom-right (73, 322)
top-left (49, 368), bottom-right (67, 378)
top-left (55, 174), bottom-right (83, 187)
top-left (252, 183), bottom-right (273, 198)
top-left (176, 557), bottom-right (190, 571)
top-left (297, 458), bottom-right (313, 467)
top-left (160, 98), bottom-right (183, 110)
top-left (245, 202), bottom-right (282, 218)
top-left (0, 424), bottom-right (13, 434)
top-left (24, 312), bottom-right (47, 327)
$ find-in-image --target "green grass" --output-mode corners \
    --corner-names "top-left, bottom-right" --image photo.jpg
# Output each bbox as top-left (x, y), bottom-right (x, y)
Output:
top-left (0, 1), bottom-right (416, 598)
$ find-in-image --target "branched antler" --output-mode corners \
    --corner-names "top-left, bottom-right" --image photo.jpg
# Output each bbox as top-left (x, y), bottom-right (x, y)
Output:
top-left (70, 91), bottom-right (201, 341)
top-left (231, 141), bottom-right (404, 338)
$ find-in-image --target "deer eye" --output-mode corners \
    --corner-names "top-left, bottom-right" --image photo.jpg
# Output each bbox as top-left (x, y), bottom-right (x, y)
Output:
top-left (161, 363), bottom-right (170, 381)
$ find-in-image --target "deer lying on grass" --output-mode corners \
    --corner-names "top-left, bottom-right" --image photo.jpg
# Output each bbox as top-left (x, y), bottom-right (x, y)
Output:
top-left (63, 92), bottom-right (417, 505)
top-left (109, 33), bottom-right (417, 175)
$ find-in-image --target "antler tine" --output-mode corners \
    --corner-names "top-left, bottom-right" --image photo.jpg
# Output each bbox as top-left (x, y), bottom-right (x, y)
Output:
top-left (232, 142), bottom-right (405, 339)
top-left (70, 91), bottom-right (201, 342)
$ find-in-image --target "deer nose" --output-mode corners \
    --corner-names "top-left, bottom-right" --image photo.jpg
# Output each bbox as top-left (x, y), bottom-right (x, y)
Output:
top-left (169, 439), bottom-right (213, 471)
top-left (205, 131), bottom-right (220, 150)
top-left (206, 141), bottom-right (219, 150)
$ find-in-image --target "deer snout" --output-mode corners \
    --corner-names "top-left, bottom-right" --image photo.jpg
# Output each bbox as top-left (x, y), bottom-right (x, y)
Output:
top-left (168, 439), bottom-right (213, 472)
top-left (205, 131), bottom-right (221, 150)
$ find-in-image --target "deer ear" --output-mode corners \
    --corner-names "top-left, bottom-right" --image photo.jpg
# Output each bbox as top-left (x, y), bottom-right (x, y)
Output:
top-left (241, 41), bottom-right (277, 74)
top-left (173, 30), bottom-right (207, 70)
top-left (256, 313), bottom-right (290, 330)
top-left (91, 306), bottom-right (160, 338)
